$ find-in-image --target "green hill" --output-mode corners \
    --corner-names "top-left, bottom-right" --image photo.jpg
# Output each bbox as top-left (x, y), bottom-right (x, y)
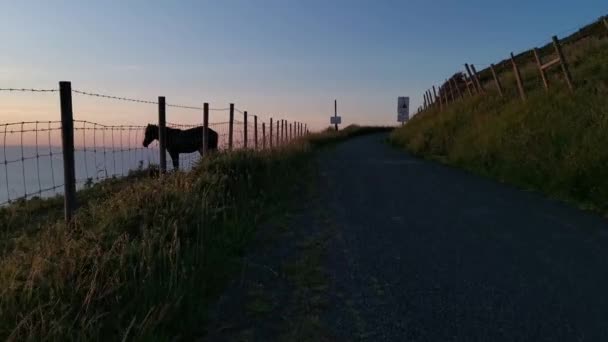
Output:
top-left (391, 16), bottom-right (608, 215)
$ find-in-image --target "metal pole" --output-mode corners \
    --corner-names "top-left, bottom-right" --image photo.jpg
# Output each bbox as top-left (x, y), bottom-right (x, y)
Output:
top-left (334, 99), bottom-right (338, 131)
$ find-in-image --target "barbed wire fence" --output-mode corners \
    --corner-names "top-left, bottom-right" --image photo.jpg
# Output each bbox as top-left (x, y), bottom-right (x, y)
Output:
top-left (413, 16), bottom-right (608, 115)
top-left (0, 82), bottom-right (310, 221)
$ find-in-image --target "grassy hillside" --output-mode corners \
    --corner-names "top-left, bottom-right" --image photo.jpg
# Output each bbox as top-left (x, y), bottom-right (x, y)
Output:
top-left (0, 126), bottom-right (386, 341)
top-left (391, 20), bottom-right (608, 215)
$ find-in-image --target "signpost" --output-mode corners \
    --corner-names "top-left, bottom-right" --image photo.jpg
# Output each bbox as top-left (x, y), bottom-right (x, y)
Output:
top-left (397, 96), bottom-right (410, 124)
top-left (331, 99), bottom-right (341, 131)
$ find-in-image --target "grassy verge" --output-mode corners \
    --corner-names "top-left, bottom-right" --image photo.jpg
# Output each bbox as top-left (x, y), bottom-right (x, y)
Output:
top-left (1, 143), bottom-right (311, 341)
top-left (1, 125), bottom-right (387, 341)
top-left (390, 31), bottom-right (608, 215)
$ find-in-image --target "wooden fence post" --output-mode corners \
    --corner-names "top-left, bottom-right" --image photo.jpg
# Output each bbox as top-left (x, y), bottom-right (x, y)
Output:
top-left (276, 119), bottom-right (279, 146)
top-left (489, 64), bottom-right (504, 97)
top-left (552, 35), bottom-right (574, 92)
top-left (511, 53), bottom-right (526, 101)
top-left (254, 115), bottom-right (258, 149)
top-left (533, 48), bottom-right (550, 91)
top-left (262, 122), bottom-right (266, 149)
top-left (470, 64), bottom-right (485, 93)
top-left (446, 79), bottom-right (455, 103)
top-left (464, 64), bottom-right (478, 93)
top-left (432, 86), bottom-right (441, 111)
top-left (203, 103), bottom-right (209, 155)
top-left (451, 78), bottom-right (462, 99)
top-left (243, 111), bottom-right (248, 149)
top-left (269, 118), bottom-right (273, 148)
top-left (158, 96), bottom-right (167, 172)
top-left (463, 74), bottom-right (473, 96)
top-left (289, 122), bottom-right (293, 141)
top-left (228, 103), bottom-right (234, 150)
top-left (59, 81), bottom-right (76, 222)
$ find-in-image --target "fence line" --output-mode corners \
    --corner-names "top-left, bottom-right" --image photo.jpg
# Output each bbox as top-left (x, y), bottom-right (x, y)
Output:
top-left (0, 81), bottom-right (310, 221)
top-left (414, 15), bottom-right (608, 116)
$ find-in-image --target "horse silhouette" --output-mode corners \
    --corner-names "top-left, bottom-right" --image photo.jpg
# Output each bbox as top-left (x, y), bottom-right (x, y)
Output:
top-left (142, 124), bottom-right (218, 170)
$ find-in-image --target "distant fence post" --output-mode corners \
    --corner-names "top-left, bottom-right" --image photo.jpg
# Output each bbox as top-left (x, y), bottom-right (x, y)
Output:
top-left (510, 53), bottom-right (526, 101)
top-left (158, 96), bottom-right (167, 172)
top-left (432, 86), bottom-right (441, 111)
top-left (254, 115), bottom-right (258, 149)
top-left (276, 119), bottom-right (279, 146)
top-left (470, 64), bottom-right (485, 93)
top-left (228, 103), bottom-right (234, 150)
top-left (262, 122), bottom-right (266, 149)
top-left (552, 35), bottom-right (574, 92)
top-left (280, 120), bottom-right (284, 144)
top-left (463, 74), bottom-right (473, 97)
top-left (533, 48), bottom-right (550, 91)
top-left (451, 78), bottom-right (462, 99)
top-left (489, 64), bottom-right (504, 97)
top-left (464, 64), bottom-right (479, 94)
top-left (289, 122), bottom-right (292, 141)
top-left (269, 118), bottom-right (273, 148)
top-left (446, 79), bottom-right (455, 103)
top-left (59, 81), bottom-right (77, 222)
top-left (243, 111), bottom-right (248, 149)
top-left (203, 103), bottom-right (209, 155)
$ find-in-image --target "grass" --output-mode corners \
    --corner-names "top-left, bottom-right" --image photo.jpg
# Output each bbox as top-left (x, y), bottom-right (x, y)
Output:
top-left (391, 24), bottom-right (608, 215)
top-left (0, 143), bottom-right (311, 341)
top-left (0, 126), bottom-right (385, 341)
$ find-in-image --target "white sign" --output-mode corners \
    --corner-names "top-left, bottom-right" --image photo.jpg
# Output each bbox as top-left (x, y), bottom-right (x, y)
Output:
top-left (397, 97), bottom-right (410, 122)
top-left (330, 116), bottom-right (342, 124)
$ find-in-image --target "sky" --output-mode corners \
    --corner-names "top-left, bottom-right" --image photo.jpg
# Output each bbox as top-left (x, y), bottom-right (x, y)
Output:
top-left (1, 0), bottom-right (607, 135)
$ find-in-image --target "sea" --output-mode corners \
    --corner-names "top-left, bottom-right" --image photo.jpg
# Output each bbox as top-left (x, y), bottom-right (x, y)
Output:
top-left (0, 145), bottom-right (201, 205)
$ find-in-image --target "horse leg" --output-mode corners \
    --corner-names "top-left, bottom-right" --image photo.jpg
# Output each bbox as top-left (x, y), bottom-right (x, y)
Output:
top-left (169, 150), bottom-right (179, 170)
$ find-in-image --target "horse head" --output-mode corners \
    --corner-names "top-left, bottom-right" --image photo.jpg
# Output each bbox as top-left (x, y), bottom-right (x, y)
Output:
top-left (142, 124), bottom-right (158, 147)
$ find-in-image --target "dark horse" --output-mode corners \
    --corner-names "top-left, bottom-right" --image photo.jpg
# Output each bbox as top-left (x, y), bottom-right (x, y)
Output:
top-left (142, 124), bottom-right (218, 170)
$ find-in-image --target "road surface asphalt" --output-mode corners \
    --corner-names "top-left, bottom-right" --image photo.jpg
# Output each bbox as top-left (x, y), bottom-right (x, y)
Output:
top-left (321, 133), bottom-right (608, 341)
top-left (206, 133), bottom-right (608, 341)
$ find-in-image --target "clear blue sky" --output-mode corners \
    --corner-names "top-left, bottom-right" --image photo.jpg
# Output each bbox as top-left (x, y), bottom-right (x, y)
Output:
top-left (2, 0), bottom-right (606, 129)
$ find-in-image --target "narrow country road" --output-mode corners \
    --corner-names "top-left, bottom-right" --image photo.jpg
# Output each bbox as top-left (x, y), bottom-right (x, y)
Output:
top-left (320, 133), bottom-right (608, 341)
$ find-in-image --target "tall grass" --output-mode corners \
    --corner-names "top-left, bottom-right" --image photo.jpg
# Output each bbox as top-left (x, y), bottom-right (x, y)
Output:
top-left (0, 125), bottom-right (389, 341)
top-left (0, 143), bottom-right (311, 341)
top-left (391, 32), bottom-right (608, 214)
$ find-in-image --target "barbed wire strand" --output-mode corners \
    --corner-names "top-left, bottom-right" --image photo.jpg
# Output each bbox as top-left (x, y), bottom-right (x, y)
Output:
top-left (0, 88), bottom-right (58, 93)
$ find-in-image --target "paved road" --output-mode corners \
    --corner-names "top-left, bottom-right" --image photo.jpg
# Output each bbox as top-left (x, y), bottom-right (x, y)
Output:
top-left (319, 133), bottom-right (608, 341)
